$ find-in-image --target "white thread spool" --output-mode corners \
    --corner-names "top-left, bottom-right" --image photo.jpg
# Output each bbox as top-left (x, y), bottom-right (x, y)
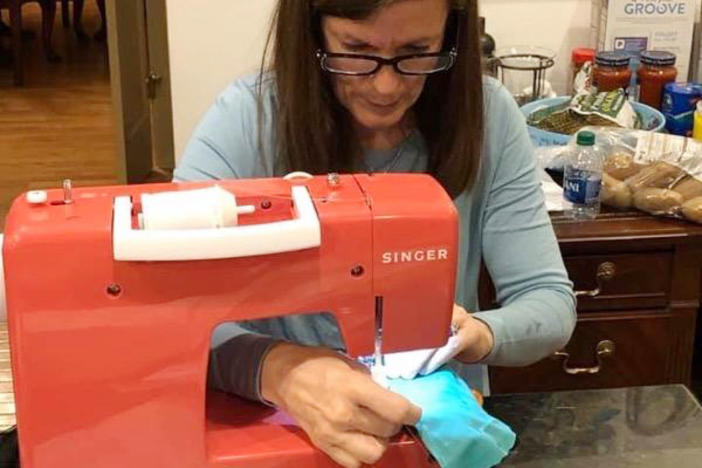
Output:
top-left (140, 186), bottom-right (254, 230)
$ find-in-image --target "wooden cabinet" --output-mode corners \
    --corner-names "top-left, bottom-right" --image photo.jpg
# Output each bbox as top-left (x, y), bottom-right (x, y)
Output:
top-left (486, 210), bottom-right (702, 394)
top-left (565, 253), bottom-right (671, 311)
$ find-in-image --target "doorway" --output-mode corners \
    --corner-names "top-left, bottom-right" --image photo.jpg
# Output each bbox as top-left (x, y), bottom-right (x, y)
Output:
top-left (106, 0), bottom-right (174, 184)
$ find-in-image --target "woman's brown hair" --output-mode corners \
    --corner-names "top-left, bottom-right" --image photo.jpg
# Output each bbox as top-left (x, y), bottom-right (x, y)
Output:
top-left (259, 0), bottom-right (483, 198)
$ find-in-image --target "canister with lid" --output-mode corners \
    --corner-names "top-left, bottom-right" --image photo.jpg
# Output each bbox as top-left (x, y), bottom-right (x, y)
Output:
top-left (661, 82), bottom-right (702, 136)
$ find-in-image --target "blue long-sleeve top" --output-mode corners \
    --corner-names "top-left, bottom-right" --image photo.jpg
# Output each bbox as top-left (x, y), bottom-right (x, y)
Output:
top-left (174, 74), bottom-right (576, 399)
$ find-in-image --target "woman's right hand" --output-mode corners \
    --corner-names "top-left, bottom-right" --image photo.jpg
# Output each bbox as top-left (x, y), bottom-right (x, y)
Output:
top-left (260, 343), bottom-right (422, 468)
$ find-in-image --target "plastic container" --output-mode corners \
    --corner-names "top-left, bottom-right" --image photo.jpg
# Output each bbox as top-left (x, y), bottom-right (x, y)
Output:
top-left (592, 51), bottom-right (632, 92)
top-left (636, 51), bottom-right (677, 110)
top-left (570, 47), bottom-right (595, 94)
top-left (520, 96), bottom-right (666, 147)
top-left (563, 130), bottom-right (603, 219)
top-left (694, 101), bottom-right (702, 141)
top-left (661, 82), bottom-right (702, 136)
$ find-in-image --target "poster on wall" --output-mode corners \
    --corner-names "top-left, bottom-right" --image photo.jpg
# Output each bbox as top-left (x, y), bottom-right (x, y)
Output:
top-left (591, 0), bottom-right (696, 79)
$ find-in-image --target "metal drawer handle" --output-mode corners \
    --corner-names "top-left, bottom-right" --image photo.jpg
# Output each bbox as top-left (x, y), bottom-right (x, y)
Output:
top-left (574, 262), bottom-right (616, 298)
top-left (552, 340), bottom-right (615, 375)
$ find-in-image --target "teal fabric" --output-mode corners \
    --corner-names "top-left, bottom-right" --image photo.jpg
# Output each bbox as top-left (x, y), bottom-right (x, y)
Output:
top-left (175, 73), bottom-right (576, 395)
top-left (389, 369), bottom-right (516, 468)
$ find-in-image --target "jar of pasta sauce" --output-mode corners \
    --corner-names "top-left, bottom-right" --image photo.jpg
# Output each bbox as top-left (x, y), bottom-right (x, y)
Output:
top-left (592, 51), bottom-right (631, 92)
top-left (637, 51), bottom-right (677, 110)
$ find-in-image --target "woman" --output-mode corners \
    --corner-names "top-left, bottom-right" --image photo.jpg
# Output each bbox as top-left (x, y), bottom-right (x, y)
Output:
top-left (175, 0), bottom-right (576, 467)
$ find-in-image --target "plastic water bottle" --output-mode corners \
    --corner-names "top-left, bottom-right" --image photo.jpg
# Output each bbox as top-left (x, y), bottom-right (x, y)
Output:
top-left (563, 131), bottom-right (603, 219)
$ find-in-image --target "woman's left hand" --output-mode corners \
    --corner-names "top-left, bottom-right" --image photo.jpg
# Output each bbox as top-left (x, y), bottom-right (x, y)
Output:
top-left (382, 304), bottom-right (494, 380)
top-left (451, 304), bottom-right (494, 364)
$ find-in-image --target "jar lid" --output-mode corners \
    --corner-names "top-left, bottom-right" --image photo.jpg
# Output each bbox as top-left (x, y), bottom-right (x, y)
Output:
top-left (595, 51), bottom-right (630, 67)
top-left (572, 47), bottom-right (595, 63)
top-left (640, 50), bottom-right (676, 66)
top-left (663, 82), bottom-right (702, 97)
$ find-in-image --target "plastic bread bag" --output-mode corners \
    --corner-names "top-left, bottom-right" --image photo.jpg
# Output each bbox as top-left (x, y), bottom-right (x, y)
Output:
top-left (566, 127), bottom-right (702, 223)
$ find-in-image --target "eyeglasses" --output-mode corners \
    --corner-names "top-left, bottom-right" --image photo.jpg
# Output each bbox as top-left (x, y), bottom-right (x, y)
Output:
top-left (315, 48), bottom-right (458, 76)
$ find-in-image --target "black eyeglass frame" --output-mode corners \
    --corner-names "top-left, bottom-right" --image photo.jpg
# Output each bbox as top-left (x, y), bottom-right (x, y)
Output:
top-left (314, 9), bottom-right (462, 76)
top-left (315, 48), bottom-right (458, 76)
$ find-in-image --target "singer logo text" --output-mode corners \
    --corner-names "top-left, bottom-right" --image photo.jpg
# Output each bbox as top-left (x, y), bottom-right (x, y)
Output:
top-left (381, 249), bottom-right (449, 264)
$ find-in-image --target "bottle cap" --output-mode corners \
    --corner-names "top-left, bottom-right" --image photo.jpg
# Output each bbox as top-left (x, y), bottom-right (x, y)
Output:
top-left (576, 131), bottom-right (595, 146)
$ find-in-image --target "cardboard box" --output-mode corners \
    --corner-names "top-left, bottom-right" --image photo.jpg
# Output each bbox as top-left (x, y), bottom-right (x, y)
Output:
top-left (591, 0), bottom-right (697, 80)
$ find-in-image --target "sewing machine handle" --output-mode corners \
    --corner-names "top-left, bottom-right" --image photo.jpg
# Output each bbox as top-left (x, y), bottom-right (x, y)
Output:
top-left (112, 186), bottom-right (321, 261)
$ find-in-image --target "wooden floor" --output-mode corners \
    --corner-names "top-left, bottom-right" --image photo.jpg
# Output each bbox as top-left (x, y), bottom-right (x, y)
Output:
top-left (0, 2), bottom-right (118, 227)
top-left (0, 2), bottom-right (118, 430)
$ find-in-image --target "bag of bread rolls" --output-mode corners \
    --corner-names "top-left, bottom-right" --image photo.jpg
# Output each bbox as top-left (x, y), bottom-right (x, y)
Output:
top-left (632, 188), bottom-right (684, 215)
top-left (625, 161), bottom-right (687, 193)
top-left (672, 177), bottom-right (702, 201)
top-left (603, 151), bottom-right (642, 180)
top-left (682, 196), bottom-right (702, 223)
top-left (564, 127), bottom-right (702, 223)
top-left (601, 173), bottom-right (632, 208)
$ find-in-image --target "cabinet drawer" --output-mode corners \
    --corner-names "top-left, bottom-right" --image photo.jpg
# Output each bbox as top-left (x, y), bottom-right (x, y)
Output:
top-left (489, 311), bottom-right (674, 394)
top-left (565, 252), bottom-right (672, 311)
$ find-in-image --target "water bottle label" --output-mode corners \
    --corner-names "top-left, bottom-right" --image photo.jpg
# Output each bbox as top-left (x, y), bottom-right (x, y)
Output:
top-left (564, 170), bottom-right (601, 205)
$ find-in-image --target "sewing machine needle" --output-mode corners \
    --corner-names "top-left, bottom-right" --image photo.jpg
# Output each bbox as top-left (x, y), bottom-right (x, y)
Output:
top-left (371, 298), bottom-right (389, 388)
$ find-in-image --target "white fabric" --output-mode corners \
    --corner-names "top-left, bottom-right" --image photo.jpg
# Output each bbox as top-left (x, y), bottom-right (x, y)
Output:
top-left (382, 335), bottom-right (462, 380)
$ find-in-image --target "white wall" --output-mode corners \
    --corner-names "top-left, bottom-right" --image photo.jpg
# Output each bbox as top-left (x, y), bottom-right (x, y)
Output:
top-left (165, 0), bottom-right (699, 161)
top-left (481, 0), bottom-right (592, 95)
top-left (166, 0), bottom-right (277, 161)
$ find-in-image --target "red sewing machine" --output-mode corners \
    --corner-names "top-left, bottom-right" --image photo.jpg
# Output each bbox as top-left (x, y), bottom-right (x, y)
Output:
top-left (4, 173), bottom-right (457, 467)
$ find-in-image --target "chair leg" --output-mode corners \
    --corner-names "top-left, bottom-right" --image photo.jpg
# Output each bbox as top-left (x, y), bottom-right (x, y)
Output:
top-left (94, 0), bottom-right (106, 42)
top-left (72, 0), bottom-right (87, 40)
top-left (61, 0), bottom-right (69, 27)
top-left (9, 1), bottom-right (24, 85)
top-left (0, 16), bottom-right (10, 34)
top-left (39, 0), bottom-right (60, 62)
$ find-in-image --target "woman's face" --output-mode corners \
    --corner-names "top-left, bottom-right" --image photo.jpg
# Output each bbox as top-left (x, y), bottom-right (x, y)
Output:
top-left (321, 0), bottom-right (449, 134)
